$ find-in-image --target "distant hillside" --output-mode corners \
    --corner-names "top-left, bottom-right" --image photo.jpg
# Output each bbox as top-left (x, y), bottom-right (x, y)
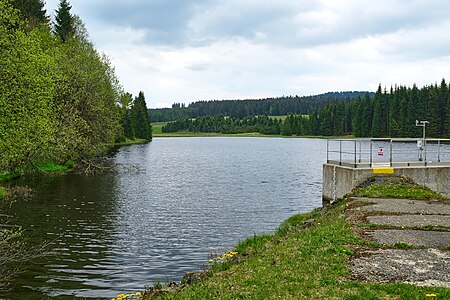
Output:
top-left (150, 91), bottom-right (372, 122)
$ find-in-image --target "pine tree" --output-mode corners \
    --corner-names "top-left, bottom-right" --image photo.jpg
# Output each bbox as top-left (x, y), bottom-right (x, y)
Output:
top-left (54, 0), bottom-right (74, 42)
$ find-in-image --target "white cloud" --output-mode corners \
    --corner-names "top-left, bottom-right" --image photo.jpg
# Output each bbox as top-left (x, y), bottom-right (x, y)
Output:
top-left (45, 0), bottom-right (450, 108)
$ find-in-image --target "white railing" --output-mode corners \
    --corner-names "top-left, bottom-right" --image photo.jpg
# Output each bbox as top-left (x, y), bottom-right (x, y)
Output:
top-left (326, 138), bottom-right (450, 168)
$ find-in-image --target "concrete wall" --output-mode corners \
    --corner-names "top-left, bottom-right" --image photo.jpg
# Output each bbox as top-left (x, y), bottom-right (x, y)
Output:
top-left (323, 164), bottom-right (450, 204)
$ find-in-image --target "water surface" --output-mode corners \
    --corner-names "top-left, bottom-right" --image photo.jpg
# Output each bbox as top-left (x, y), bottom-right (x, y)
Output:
top-left (2, 137), bottom-right (326, 299)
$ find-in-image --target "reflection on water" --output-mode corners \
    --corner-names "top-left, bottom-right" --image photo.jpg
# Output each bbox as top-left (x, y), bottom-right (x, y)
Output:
top-left (2, 137), bottom-right (326, 299)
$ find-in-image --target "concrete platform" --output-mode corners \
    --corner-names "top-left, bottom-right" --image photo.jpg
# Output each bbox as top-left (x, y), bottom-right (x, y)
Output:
top-left (367, 215), bottom-right (450, 227)
top-left (349, 249), bottom-right (450, 288)
top-left (371, 229), bottom-right (450, 248)
top-left (353, 197), bottom-right (450, 215)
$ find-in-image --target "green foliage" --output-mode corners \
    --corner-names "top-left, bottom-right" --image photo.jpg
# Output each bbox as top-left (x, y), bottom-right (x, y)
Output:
top-left (150, 92), bottom-right (369, 122)
top-left (0, 0), bottom-right (135, 174)
top-left (122, 91), bottom-right (152, 141)
top-left (162, 115), bottom-right (281, 135)
top-left (0, 3), bottom-right (57, 171)
top-left (159, 80), bottom-right (450, 138)
top-left (0, 186), bottom-right (5, 198)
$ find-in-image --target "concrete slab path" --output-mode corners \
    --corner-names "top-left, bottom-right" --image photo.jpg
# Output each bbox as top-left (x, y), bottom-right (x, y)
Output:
top-left (347, 196), bottom-right (450, 288)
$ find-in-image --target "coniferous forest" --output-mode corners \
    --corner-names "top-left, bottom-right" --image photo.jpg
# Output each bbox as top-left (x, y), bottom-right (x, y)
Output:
top-left (0, 0), bottom-right (152, 172)
top-left (151, 92), bottom-right (370, 122)
top-left (162, 80), bottom-right (450, 138)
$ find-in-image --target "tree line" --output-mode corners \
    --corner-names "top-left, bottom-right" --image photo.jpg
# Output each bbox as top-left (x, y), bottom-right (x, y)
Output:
top-left (161, 80), bottom-right (450, 138)
top-left (162, 116), bottom-right (282, 135)
top-left (0, 0), bottom-right (152, 172)
top-left (151, 92), bottom-right (371, 122)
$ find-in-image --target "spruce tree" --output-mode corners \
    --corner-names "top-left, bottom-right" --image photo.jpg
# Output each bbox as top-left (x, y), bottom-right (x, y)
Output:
top-left (54, 0), bottom-right (74, 42)
top-left (131, 91), bottom-right (152, 140)
top-left (12, 0), bottom-right (49, 29)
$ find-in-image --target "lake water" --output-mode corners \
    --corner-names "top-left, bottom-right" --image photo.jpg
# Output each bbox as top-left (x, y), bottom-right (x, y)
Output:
top-left (1, 137), bottom-right (326, 299)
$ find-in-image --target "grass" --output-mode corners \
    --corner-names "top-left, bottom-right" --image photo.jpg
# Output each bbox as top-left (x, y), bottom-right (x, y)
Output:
top-left (152, 131), bottom-right (281, 138)
top-left (0, 186), bottom-right (5, 199)
top-left (113, 138), bottom-right (150, 147)
top-left (350, 176), bottom-right (448, 200)
top-left (151, 122), bottom-right (167, 135)
top-left (144, 201), bottom-right (449, 300)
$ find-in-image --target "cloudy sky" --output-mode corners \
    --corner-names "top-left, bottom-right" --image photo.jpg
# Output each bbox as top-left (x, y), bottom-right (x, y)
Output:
top-left (45, 0), bottom-right (450, 108)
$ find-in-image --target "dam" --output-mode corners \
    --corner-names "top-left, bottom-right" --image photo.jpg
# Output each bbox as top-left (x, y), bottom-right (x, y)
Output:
top-left (323, 138), bottom-right (450, 203)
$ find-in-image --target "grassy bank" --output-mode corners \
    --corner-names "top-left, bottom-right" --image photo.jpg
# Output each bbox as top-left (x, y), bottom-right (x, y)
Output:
top-left (153, 131), bottom-right (354, 139)
top-left (153, 132), bottom-right (281, 138)
top-left (0, 138), bottom-right (150, 192)
top-left (112, 138), bottom-right (150, 147)
top-left (141, 181), bottom-right (449, 299)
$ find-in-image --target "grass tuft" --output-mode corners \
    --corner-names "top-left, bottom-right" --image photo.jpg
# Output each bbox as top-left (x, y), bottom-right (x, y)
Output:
top-left (350, 176), bottom-right (448, 200)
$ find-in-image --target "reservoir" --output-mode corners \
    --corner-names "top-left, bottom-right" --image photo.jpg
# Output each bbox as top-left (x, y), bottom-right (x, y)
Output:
top-left (2, 137), bottom-right (326, 299)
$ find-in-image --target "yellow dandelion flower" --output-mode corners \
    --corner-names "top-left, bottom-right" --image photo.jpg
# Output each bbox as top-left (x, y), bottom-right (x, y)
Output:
top-left (425, 293), bottom-right (437, 297)
top-left (209, 259), bottom-right (213, 263)
top-left (136, 292), bottom-right (141, 296)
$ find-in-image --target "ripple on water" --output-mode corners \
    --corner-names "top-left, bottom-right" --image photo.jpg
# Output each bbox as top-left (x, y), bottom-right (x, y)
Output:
top-left (5, 137), bottom-right (326, 299)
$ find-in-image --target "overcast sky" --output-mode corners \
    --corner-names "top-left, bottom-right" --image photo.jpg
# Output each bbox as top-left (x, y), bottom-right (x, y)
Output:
top-left (45, 0), bottom-right (450, 108)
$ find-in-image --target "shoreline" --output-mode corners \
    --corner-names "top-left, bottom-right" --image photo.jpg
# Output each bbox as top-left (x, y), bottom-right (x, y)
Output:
top-left (138, 177), bottom-right (450, 299)
top-left (153, 132), bottom-right (352, 139)
top-left (0, 138), bottom-right (151, 198)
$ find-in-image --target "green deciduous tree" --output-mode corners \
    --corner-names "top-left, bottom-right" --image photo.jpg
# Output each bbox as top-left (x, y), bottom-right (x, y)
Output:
top-left (0, 0), bottom-right (57, 171)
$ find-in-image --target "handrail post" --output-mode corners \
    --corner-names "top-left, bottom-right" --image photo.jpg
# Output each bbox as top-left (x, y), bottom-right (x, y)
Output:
top-left (327, 139), bottom-right (329, 163)
top-left (438, 139), bottom-right (441, 162)
top-left (354, 140), bottom-right (357, 167)
top-left (358, 139), bottom-right (362, 163)
top-left (390, 139), bottom-right (393, 167)
top-left (424, 137), bottom-right (427, 166)
top-left (370, 139), bottom-right (373, 167)
top-left (339, 140), bottom-right (342, 165)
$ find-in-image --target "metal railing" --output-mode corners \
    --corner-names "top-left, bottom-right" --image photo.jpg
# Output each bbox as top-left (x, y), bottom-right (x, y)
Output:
top-left (326, 138), bottom-right (450, 168)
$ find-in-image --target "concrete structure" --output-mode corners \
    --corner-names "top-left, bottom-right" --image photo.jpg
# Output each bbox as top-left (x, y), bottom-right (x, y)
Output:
top-left (323, 138), bottom-right (450, 204)
top-left (322, 164), bottom-right (450, 204)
